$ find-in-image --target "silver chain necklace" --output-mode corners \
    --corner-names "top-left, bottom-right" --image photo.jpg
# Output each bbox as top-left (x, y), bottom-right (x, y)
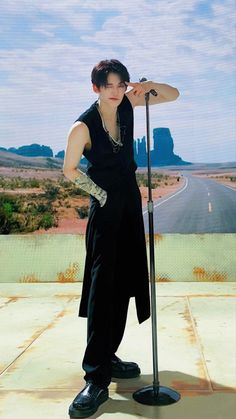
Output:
top-left (96, 102), bottom-right (123, 153)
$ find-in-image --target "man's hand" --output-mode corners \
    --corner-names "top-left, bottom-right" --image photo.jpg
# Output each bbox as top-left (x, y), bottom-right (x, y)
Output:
top-left (125, 81), bottom-right (149, 96)
top-left (126, 80), bottom-right (179, 107)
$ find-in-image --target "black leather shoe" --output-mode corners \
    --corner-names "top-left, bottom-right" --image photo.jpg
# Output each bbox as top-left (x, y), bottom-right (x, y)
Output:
top-left (111, 355), bottom-right (141, 379)
top-left (68, 382), bottom-right (109, 418)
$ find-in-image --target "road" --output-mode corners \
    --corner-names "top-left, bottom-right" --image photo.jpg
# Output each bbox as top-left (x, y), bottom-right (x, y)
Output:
top-left (143, 173), bottom-right (236, 233)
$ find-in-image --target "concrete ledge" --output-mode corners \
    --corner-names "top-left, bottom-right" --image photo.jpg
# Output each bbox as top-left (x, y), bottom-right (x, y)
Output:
top-left (0, 233), bottom-right (236, 283)
top-left (0, 282), bottom-right (236, 297)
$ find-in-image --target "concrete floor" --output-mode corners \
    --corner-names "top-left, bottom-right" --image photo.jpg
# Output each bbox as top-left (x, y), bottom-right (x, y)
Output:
top-left (0, 282), bottom-right (235, 419)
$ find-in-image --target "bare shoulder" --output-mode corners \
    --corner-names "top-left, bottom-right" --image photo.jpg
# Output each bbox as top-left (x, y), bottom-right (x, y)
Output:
top-left (67, 121), bottom-right (91, 148)
top-left (68, 121), bottom-right (89, 139)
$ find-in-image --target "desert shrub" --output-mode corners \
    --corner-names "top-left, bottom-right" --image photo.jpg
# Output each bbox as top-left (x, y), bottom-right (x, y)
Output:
top-left (0, 194), bottom-right (21, 234)
top-left (70, 187), bottom-right (88, 197)
top-left (136, 172), bottom-right (172, 188)
top-left (141, 179), bottom-right (156, 188)
top-left (43, 183), bottom-right (60, 200)
top-left (0, 191), bottom-right (57, 233)
top-left (39, 213), bottom-right (54, 229)
top-left (64, 201), bottom-right (71, 208)
top-left (28, 178), bottom-right (40, 187)
top-left (57, 176), bottom-right (71, 187)
top-left (0, 176), bottom-right (5, 187)
top-left (0, 176), bottom-right (41, 189)
top-left (36, 202), bottom-right (52, 213)
top-left (76, 206), bottom-right (89, 219)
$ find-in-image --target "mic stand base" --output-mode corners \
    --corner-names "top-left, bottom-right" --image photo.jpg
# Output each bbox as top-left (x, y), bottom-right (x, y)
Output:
top-left (133, 385), bottom-right (181, 406)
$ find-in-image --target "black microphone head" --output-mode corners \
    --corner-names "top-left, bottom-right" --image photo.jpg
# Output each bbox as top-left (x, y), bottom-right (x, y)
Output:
top-left (139, 77), bottom-right (158, 96)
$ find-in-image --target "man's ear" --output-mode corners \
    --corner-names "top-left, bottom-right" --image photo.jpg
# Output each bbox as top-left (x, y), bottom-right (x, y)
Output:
top-left (92, 84), bottom-right (100, 93)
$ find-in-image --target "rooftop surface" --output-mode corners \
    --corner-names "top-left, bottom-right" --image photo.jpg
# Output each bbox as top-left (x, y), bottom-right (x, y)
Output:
top-left (0, 282), bottom-right (235, 419)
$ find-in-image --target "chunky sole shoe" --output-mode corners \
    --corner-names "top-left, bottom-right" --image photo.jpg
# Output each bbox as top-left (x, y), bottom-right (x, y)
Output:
top-left (68, 383), bottom-right (109, 418)
top-left (111, 355), bottom-right (141, 379)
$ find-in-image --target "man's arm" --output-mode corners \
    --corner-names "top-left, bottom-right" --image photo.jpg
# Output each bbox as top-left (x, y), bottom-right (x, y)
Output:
top-left (63, 121), bottom-right (89, 181)
top-left (126, 80), bottom-right (180, 107)
top-left (63, 122), bottom-right (107, 207)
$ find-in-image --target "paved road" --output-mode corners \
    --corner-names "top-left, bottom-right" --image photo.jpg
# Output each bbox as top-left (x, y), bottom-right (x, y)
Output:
top-left (143, 173), bottom-right (236, 233)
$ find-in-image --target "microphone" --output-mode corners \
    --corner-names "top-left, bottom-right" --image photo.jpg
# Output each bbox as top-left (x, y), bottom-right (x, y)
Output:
top-left (139, 77), bottom-right (158, 96)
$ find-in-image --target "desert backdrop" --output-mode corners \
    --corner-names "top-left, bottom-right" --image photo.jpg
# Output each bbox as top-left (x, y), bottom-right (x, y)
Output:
top-left (0, 151), bottom-right (235, 235)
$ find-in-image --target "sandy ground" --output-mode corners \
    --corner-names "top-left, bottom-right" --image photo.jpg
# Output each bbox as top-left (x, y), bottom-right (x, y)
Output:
top-left (194, 172), bottom-right (236, 189)
top-left (0, 188), bottom-right (44, 194)
top-left (0, 167), bottom-right (62, 179)
top-left (139, 179), bottom-right (184, 207)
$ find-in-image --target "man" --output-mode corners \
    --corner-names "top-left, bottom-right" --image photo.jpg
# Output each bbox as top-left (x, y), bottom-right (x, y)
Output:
top-left (63, 59), bottom-right (179, 418)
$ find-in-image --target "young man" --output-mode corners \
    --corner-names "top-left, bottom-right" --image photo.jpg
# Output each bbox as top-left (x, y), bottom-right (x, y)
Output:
top-left (63, 59), bottom-right (179, 418)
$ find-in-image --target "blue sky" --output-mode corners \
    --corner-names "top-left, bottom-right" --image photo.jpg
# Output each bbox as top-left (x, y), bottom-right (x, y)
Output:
top-left (0, 0), bottom-right (235, 163)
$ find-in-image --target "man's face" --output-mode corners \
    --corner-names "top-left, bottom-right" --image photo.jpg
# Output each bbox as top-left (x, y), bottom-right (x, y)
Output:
top-left (96, 72), bottom-right (127, 107)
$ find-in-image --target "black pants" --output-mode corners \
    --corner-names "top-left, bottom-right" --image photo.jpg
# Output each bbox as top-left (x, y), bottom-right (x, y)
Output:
top-left (80, 179), bottom-right (148, 387)
top-left (82, 286), bottom-right (130, 388)
top-left (79, 177), bottom-right (150, 325)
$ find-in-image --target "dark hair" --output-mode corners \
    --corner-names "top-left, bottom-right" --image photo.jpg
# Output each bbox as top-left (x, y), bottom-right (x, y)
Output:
top-left (91, 59), bottom-right (130, 88)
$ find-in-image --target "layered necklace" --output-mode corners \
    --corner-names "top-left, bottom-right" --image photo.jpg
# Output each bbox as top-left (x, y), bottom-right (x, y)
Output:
top-left (96, 102), bottom-right (123, 153)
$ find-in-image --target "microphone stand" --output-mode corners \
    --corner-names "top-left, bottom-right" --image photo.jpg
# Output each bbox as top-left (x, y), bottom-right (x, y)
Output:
top-left (132, 89), bottom-right (181, 406)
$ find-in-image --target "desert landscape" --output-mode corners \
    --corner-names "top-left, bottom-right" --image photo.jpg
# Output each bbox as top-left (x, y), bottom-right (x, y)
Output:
top-left (33, 172), bottom-right (185, 235)
top-left (0, 165), bottom-right (184, 234)
top-left (0, 155), bottom-right (235, 235)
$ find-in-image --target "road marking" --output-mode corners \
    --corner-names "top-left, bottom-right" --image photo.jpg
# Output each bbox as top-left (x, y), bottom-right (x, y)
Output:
top-left (211, 179), bottom-right (236, 191)
top-left (208, 192), bottom-right (210, 196)
top-left (221, 184), bottom-right (236, 191)
top-left (143, 177), bottom-right (188, 215)
top-left (208, 202), bottom-right (212, 212)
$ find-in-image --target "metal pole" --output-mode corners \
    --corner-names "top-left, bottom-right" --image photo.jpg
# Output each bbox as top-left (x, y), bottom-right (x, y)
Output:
top-left (132, 89), bottom-right (181, 406)
top-left (145, 92), bottom-right (159, 393)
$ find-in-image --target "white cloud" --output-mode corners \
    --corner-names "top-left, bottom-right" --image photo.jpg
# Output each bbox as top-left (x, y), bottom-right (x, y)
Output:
top-left (32, 27), bottom-right (55, 38)
top-left (0, 42), bottom-right (117, 80)
top-left (0, 1), bottom-right (94, 32)
top-left (82, 0), bottom-right (198, 14)
top-left (0, 0), bottom-right (86, 14)
top-left (79, 0), bottom-right (235, 80)
top-left (2, 1), bottom-right (235, 78)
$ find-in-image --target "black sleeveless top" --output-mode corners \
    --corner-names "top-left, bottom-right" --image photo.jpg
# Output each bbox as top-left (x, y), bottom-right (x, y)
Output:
top-left (74, 94), bottom-right (137, 191)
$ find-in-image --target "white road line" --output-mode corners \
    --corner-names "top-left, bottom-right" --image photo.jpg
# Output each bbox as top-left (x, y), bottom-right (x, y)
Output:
top-left (211, 179), bottom-right (236, 191)
top-left (221, 184), bottom-right (236, 191)
top-left (208, 192), bottom-right (210, 196)
top-left (142, 177), bottom-right (189, 215)
top-left (208, 202), bottom-right (212, 212)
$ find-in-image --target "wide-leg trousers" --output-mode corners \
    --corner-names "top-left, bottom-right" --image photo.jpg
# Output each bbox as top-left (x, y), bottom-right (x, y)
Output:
top-left (80, 177), bottom-right (150, 387)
